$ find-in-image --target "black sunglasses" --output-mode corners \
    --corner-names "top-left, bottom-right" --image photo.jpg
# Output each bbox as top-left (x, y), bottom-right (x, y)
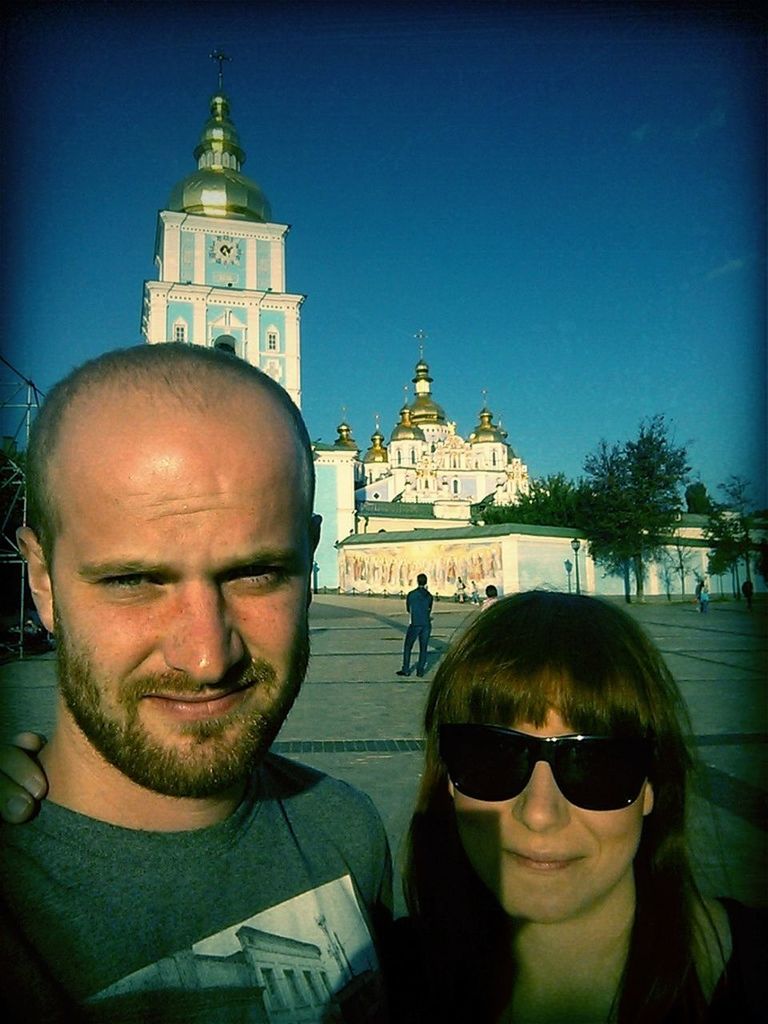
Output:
top-left (439, 723), bottom-right (652, 811)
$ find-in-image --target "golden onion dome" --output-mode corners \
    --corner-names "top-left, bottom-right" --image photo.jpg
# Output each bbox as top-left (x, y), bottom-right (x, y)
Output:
top-left (390, 405), bottom-right (426, 442)
top-left (334, 421), bottom-right (359, 451)
top-left (409, 360), bottom-right (446, 425)
top-left (470, 407), bottom-right (506, 444)
top-left (168, 92), bottom-right (271, 222)
top-left (362, 427), bottom-right (388, 464)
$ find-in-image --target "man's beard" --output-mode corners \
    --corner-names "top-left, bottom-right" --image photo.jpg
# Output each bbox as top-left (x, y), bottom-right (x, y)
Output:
top-left (54, 614), bottom-right (309, 798)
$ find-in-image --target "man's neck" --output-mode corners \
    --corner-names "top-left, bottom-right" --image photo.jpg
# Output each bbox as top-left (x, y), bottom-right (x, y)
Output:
top-left (41, 716), bottom-right (246, 832)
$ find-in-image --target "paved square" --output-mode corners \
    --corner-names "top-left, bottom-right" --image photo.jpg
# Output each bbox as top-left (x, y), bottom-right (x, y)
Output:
top-left (1, 593), bottom-right (765, 917)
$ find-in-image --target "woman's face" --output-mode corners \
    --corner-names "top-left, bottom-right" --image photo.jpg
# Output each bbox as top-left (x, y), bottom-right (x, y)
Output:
top-left (450, 710), bottom-right (654, 926)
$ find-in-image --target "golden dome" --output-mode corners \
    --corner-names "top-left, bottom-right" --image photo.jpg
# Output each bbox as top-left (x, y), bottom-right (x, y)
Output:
top-left (168, 93), bottom-right (271, 222)
top-left (363, 427), bottom-right (388, 464)
top-left (390, 405), bottom-right (425, 442)
top-left (469, 407), bottom-right (506, 444)
top-left (334, 421), bottom-right (359, 451)
top-left (409, 360), bottom-right (446, 425)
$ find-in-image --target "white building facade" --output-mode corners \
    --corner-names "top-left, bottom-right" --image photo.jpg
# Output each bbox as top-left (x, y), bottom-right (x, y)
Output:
top-left (141, 91), bottom-right (303, 404)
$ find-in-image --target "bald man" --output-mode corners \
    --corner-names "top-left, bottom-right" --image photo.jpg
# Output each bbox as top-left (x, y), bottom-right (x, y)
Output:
top-left (0, 345), bottom-right (391, 1021)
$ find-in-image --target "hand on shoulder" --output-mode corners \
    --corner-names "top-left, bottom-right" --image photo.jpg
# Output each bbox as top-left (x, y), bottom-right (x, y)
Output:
top-left (0, 733), bottom-right (48, 823)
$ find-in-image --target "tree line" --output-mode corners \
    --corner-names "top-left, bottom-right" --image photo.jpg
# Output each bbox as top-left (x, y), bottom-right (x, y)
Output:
top-left (481, 414), bottom-right (766, 602)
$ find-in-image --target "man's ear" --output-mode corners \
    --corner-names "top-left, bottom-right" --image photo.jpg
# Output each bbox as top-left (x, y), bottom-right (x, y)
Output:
top-left (306, 514), bottom-right (322, 608)
top-left (310, 514), bottom-right (322, 555)
top-left (17, 527), bottom-right (55, 633)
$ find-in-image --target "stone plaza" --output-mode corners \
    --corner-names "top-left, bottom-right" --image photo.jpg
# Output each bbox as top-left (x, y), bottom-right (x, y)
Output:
top-left (0, 593), bottom-right (765, 917)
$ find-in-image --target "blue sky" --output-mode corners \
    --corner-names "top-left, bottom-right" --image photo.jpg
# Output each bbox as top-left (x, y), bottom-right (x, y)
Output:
top-left (2, 1), bottom-right (765, 505)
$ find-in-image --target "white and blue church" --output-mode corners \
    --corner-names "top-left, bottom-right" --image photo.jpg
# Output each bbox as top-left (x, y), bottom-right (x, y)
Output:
top-left (141, 75), bottom-right (716, 600)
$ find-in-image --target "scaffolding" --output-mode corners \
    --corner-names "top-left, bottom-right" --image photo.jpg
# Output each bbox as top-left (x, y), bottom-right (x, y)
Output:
top-left (0, 355), bottom-right (44, 658)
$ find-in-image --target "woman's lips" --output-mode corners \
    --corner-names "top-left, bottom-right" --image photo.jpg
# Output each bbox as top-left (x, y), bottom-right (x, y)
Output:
top-left (508, 851), bottom-right (581, 872)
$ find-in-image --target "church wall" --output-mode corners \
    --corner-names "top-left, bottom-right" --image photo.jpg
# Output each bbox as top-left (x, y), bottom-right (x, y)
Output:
top-left (203, 232), bottom-right (246, 289)
top-left (339, 536), bottom-right (504, 599)
top-left (315, 468), bottom-right (341, 590)
top-left (179, 229), bottom-right (195, 283)
top-left (256, 239), bottom-right (273, 290)
top-left (338, 528), bottom-right (715, 600)
top-left (166, 300), bottom-right (195, 343)
top-left (261, 310), bottom-right (286, 353)
top-left (513, 536), bottom-right (594, 594)
top-left (313, 454), bottom-right (357, 590)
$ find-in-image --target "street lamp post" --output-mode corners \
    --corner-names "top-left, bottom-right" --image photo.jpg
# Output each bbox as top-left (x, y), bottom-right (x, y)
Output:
top-left (564, 559), bottom-right (573, 594)
top-left (571, 538), bottom-right (581, 595)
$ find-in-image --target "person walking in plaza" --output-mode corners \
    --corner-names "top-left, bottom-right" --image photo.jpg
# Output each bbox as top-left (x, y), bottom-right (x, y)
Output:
top-left (455, 576), bottom-right (467, 603)
top-left (700, 582), bottom-right (710, 614)
top-left (741, 578), bottom-right (754, 610)
top-left (0, 344), bottom-right (391, 1021)
top-left (397, 573), bottom-right (433, 678)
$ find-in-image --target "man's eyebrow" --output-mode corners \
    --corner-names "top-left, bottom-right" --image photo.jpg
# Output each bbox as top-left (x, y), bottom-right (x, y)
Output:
top-left (218, 549), bottom-right (303, 572)
top-left (78, 561), bottom-right (169, 580)
top-left (78, 550), bottom-right (303, 581)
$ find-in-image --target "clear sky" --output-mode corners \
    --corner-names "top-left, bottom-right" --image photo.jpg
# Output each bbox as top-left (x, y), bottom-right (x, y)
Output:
top-left (2, 1), bottom-right (765, 505)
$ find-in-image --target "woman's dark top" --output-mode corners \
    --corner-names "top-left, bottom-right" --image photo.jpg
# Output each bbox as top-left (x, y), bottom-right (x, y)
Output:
top-left (705, 898), bottom-right (766, 1022)
top-left (386, 898), bottom-right (766, 1023)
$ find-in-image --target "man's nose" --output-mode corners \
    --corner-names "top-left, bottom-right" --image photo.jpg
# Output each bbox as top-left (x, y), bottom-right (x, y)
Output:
top-left (512, 761), bottom-right (571, 831)
top-left (162, 584), bottom-right (245, 684)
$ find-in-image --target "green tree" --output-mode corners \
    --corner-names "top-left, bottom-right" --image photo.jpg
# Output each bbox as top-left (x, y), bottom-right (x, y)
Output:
top-left (704, 476), bottom-right (757, 595)
top-left (704, 506), bottom-right (742, 595)
top-left (483, 472), bottom-right (583, 528)
top-left (685, 481), bottom-right (712, 514)
top-left (659, 531), bottom-right (697, 600)
top-left (756, 539), bottom-right (768, 587)
top-left (580, 415), bottom-right (690, 602)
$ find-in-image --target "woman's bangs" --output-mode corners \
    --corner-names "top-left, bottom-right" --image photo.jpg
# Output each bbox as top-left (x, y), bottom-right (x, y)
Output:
top-left (437, 656), bottom-right (652, 739)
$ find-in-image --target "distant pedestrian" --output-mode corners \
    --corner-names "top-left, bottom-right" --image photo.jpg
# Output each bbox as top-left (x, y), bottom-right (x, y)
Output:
top-left (741, 579), bottom-right (754, 611)
top-left (481, 584), bottom-right (499, 611)
top-left (699, 583), bottom-right (710, 614)
top-left (455, 577), bottom-right (467, 603)
top-left (397, 573), bottom-right (433, 678)
top-left (470, 581), bottom-right (480, 605)
top-left (695, 578), bottom-right (704, 611)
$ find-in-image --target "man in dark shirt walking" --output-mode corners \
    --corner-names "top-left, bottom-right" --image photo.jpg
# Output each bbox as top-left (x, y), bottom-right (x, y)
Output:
top-left (397, 573), bottom-right (433, 678)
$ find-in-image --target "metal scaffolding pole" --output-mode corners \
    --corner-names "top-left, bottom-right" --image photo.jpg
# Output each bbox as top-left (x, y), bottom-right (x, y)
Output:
top-left (0, 355), bottom-right (43, 659)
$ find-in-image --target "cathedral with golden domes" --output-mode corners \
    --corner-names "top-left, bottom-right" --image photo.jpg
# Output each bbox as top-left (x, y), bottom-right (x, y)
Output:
top-left (353, 356), bottom-right (529, 515)
top-left (140, 64), bottom-right (712, 598)
top-left (141, 76), bottom-right (303, 405)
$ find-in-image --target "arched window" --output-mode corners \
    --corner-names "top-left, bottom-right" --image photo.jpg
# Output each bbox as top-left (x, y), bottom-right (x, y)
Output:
top-left (213, 334), bottom-right (237, 355)
top-left (453, 479), bottom-right (460, 495)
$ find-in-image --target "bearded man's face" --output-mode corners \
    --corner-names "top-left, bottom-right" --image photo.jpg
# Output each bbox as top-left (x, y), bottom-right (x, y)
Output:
top-left (25, 383), bottom-right (318, 798)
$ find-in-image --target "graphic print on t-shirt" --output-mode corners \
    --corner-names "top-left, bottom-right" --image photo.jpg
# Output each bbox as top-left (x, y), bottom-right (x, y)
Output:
top-left (86, 875), bottom-right (384, 1022)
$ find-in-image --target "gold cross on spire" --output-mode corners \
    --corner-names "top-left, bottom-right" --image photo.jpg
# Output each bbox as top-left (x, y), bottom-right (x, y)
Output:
top-left (414, 328), bottom-right (427, 360)
top-left (210, 50), bottom-right (231, 91)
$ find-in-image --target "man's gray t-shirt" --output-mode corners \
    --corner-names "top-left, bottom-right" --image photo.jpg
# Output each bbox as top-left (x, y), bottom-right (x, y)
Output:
top-left (0, 754), bottom-right (392, 1022)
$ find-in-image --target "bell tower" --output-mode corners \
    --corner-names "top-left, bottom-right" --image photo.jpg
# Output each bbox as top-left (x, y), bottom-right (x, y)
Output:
top-left (141, 53), bottom-right (304, 405)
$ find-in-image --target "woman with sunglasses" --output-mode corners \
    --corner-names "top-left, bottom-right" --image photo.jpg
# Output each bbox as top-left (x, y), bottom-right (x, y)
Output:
top-left (394, 590), bottom-right (763, 1023)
